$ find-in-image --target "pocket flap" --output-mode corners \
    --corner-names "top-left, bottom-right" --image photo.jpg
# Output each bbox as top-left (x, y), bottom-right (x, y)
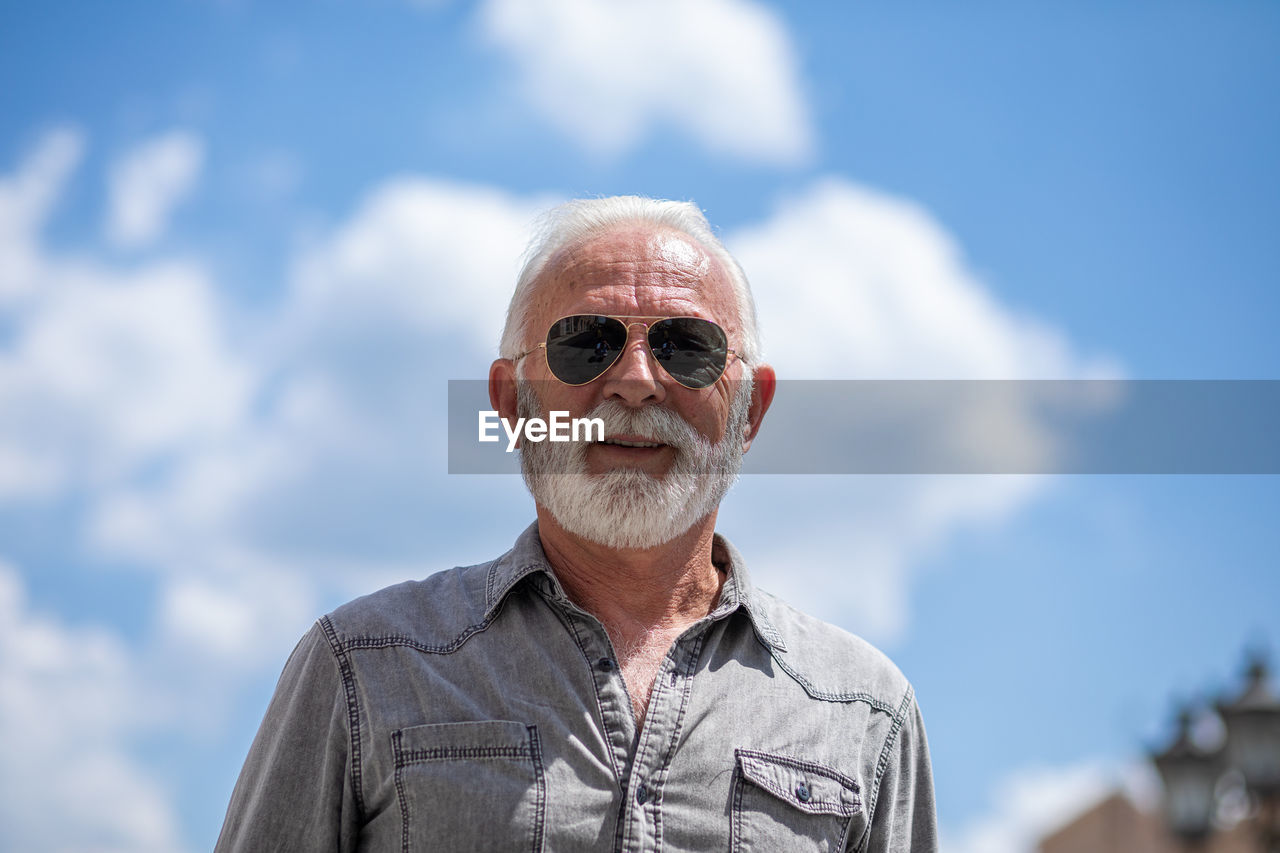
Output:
top-left (394, 720), bottom-right (537, 763)
top-left (735, 749), bottom-right (861, 817)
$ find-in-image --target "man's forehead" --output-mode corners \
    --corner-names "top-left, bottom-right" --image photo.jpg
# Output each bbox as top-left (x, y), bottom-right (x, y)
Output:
top-left (532, 224), bottom-right (733, 314)
top-left (548, 225), bottom-right (713, 282)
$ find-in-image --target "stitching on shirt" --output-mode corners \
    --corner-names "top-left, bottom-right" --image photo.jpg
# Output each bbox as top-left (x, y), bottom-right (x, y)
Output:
top-left (334, 619), bottom-right (498, 655)
top-left (527, 724), bottom-right (546, 853)
top-left (650, 631), bottom-right (705, 853)
top-left (715, 568), bottom-right (787, 652)
top-left (391, 730), bottom-right (410, 853)
top-left (736, 749), bottom-right (862, 796)
top-left (734, 749), bottom-right (861, 818)
top-left (730, 765), bottom-right (746, 853)
top-left (563, 614), bottom-right (626, 785)
top-left (854, 684), bottom-right (914, 853)
top-left (319, 615), bottom-right (368, 824)
top-left (485, 560), bottom-right (544, 615)
top-left (390, 726), bottom-right (546, 852)
top-left (767, 650), bottom-right (900, 714)
top-left (395, 745), bottom-right (533, 763)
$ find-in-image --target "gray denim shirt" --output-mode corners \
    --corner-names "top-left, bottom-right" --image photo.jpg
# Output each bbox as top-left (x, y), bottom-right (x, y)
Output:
top-left (216, 523), bottom-right (937, 852)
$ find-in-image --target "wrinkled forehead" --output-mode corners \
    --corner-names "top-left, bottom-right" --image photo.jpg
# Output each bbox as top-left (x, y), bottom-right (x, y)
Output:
top-left (530, 224), bottom-right (737, 323)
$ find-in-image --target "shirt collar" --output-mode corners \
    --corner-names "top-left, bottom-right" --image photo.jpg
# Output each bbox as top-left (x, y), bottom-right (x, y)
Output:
top-left (484, 521), bottom-right (786, 652)
top-left (709, 532), bottom-right (787, 652)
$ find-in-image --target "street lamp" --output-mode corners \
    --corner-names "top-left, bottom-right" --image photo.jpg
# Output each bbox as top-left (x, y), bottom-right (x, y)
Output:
top-left (1152, 706), bottom-right (1223, 847)
top-left (1217, 656), bottom-right (1280, 853)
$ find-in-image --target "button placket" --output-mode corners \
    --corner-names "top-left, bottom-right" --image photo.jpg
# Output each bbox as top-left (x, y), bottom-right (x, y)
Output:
top-left (618, 634), bottom-right (708, 852)
top-left (560, 609), bottom-right (638, 807)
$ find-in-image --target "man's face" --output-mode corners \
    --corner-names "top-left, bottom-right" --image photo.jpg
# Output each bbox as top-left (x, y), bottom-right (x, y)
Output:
top-left (514, 225), bottom-right (756, 549)
top-left (522, 226), bottom-right (748, 465)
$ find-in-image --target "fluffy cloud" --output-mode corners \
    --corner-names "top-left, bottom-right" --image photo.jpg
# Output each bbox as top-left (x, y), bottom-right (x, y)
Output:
top-left (0, 127), bottom-right (82, 303)
top-left (0, 261), bottom-right (251, 494)
top-left (0, 132), bottom-right (250, 500)
top-left (105, 130), bottom-right (204, 249)
top-left (89, 176), bottom-right (550, 562)
top-left (478, 0), bottom-right (812, 164)
top-left (719, 178), bottom-right (1116, 643)
top-left (724, 476), bottom-right (1041, 642)
top-left (0, 561), bottom-right (186, 853)
top-left (731, 178), bottom-right (1113, 380)
top-left (289, 177), bottom-right (550, 354)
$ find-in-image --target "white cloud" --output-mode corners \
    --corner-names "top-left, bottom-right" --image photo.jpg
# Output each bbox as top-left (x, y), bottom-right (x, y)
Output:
top-left (0, 560), bottom-right (187, 853)
top-left (105, 130), bottom-right (205, 249)
top-left (0, 257), bottom-right (252, 498)
top-left (726, 476), bottom-right (1041, 643)
top-left (720, 178), bottom-right (1118, 644)
top-left (731, 178), bottom-right (1116, 380)
top-left (0, 129), bottom-right (248, 503)
top-left (160, 567), bottom-right (318, 665)
top-left (478, 0), bottom-right (812, 164)
top-left (290, 177), bottom-right (550, 354)
top-left (943, 759), bottom-right (1159, 853)
top-left (0, 127), bottom-right (82, 303)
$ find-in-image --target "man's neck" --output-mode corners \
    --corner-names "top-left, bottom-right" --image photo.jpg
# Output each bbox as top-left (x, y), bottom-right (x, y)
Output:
top-left (535, 508), bottom-right (726, 642)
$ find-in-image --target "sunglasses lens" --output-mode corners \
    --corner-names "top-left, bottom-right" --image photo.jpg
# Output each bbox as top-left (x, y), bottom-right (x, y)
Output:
top-left (648, 318), bottom-right (728, 389)
top-left (544, 315), bottom-right (628, 384)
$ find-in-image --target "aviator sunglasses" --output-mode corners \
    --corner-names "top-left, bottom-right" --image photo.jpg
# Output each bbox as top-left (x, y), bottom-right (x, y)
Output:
top-left (513, 314), bottom-right (743, 390)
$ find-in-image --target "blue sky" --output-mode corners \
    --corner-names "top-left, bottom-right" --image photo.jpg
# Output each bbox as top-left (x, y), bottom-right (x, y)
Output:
top-left (1, 1), bottom-right (1277, 851)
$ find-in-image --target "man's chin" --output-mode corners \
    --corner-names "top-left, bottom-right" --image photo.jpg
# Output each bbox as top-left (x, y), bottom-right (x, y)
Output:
top-left (552, 512), bottom-right (694, 551)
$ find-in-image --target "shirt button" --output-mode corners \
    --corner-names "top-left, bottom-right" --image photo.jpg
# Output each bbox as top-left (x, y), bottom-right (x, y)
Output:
top-left (636, 783), bottom-right (650, 805)
top-left (795, 781), bottom-right (812, 802)
top-left (597, 658), bottom-right (614, 672)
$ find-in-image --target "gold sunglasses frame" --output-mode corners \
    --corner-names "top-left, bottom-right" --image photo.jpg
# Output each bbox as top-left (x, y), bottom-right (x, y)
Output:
top-left (511, 314), bottom-right (744, 390)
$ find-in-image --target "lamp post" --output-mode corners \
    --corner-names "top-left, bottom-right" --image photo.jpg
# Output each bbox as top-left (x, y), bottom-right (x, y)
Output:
top-left (1152, 707), bottom-right (1223, 849)
top-left (1217, 657), bottom-right (1280, 853)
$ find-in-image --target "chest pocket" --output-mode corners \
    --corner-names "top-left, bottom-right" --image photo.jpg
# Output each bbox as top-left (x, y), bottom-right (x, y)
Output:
top-left (392, 720), bottom-right (545, 853)
top-left (730, 749), bottom-right (863, 853)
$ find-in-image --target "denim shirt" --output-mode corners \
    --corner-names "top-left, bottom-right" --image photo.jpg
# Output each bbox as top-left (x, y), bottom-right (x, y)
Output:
top-left (216, 523), bottom-right (937, 852)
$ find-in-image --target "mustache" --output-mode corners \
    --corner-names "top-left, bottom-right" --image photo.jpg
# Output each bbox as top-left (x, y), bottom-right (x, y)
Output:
top-left (584, 399), bottom-right (707, 451)
top-left (514, 379), bottom-right (707, 452)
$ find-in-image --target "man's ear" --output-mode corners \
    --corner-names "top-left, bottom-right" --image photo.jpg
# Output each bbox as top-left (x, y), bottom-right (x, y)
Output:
top-left (489, 359), bottom-right (521, 444)
top-left (741, 363), bottom-right (776, 453)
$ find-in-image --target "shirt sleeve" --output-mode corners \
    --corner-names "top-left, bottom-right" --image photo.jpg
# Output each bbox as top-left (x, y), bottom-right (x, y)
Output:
top-left (859, 690), bottom-right (938, 853)
top-left (215, 621), bottom-right (362, 852)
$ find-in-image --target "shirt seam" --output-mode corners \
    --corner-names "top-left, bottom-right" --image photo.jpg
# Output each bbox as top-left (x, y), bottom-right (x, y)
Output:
top-left (854, 683), bottom-right (915, 853)
top-left (767, 648), bottom-right (902, 714)
top-left (318, 614), bottom-right (368, 825)
top-left (329, 613), bottom-right (503, 656)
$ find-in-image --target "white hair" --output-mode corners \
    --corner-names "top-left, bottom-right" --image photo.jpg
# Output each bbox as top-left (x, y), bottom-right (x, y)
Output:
top-left (499, 196), bottom-right (762, 368)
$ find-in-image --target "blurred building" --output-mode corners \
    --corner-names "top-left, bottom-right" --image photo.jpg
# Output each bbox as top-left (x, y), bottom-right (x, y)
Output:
top-left (1037, 791), bottom-right (1255, 853)
top-left (1037, 655), bottom-right (1280, 853)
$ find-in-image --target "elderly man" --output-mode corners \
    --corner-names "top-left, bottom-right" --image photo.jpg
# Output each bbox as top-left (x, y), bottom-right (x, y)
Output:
top-left (217, 196), bottom-right (937, 851)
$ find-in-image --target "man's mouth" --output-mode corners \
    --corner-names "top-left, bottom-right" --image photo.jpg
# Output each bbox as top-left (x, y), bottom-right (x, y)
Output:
top-left (596, 435), bottom-right (668, 450)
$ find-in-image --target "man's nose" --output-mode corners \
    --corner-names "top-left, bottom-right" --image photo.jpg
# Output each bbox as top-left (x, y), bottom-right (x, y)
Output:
top-left (600, 325), bottom-right (666, 406)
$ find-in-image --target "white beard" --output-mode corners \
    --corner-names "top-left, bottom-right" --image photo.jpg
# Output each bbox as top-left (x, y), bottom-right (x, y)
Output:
top-left (517, 378), bottom-right (753, 550)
